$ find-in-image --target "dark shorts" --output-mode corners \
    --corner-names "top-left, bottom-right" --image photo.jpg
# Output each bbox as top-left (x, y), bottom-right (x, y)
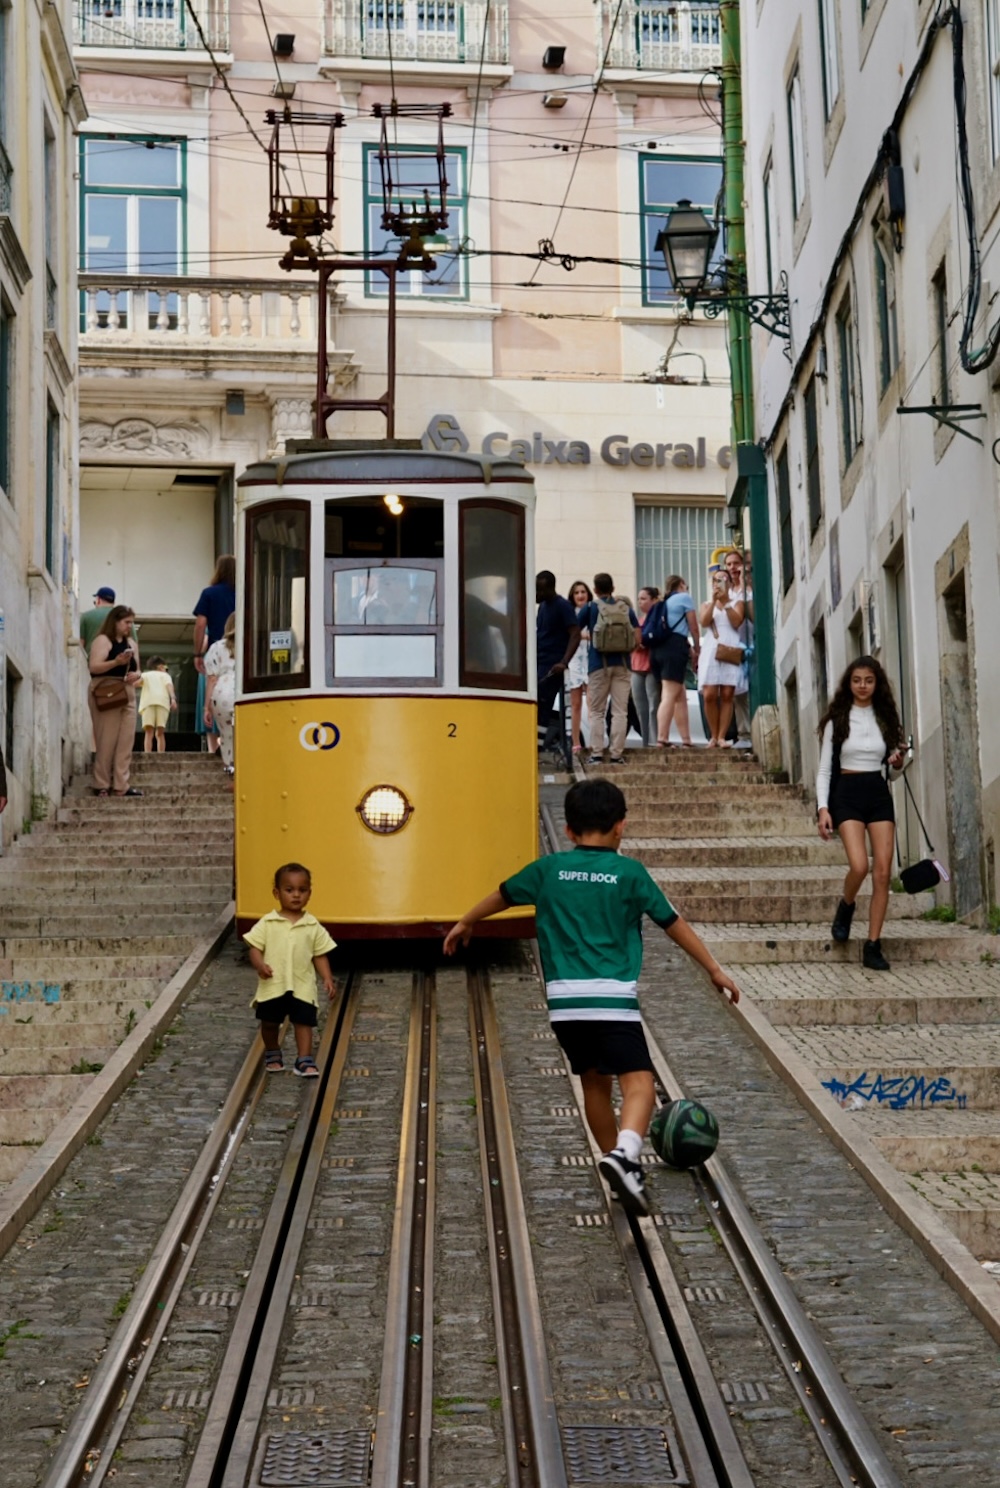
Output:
top-left (254, 991), bottom-right (318, 1028)
top-left (650, 633), bottom-right (690, 685)
top-left (830, 771), bottom-right (895, 829)
top-left (553, 1019), bottom-right (654, 1077)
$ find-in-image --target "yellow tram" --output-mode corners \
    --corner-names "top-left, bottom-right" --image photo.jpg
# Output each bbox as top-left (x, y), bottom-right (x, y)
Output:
top-left (234, 443), bottom-right (538, 938)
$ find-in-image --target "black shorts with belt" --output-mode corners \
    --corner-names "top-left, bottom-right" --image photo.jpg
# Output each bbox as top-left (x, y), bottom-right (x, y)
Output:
top-left (829, 771), bottom-right (894, 828)
top-left (650, 632), bottom-right (690, 685)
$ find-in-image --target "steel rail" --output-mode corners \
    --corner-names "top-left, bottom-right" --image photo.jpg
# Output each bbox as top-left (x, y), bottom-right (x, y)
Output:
top-left (369, 972), bottom-right (437, 1488)
top-left (184, 974), bottom-right (360, 1488)
top-left (644, 1024), bottom-right (904, 1488)
top-left (468, 966), bottom-right (568, 1488)
top-left (38, 1029), bottom-right (267, 1488)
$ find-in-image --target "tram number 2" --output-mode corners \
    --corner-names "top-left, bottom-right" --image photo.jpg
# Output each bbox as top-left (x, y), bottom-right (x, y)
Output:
top-left (447, 722), bottom-right (457, 738)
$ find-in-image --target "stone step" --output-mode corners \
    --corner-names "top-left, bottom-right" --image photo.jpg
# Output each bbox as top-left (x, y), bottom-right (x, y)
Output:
top-left (0, 999), bottom-right (152, 1027)
top-left (0, 1043), bottom-right (128, 1075)
top-left (664, 889), bottom-right (932, 924)
top-left (0, 887), bottom-right (229, 908)
top-left (613, 784), bottom-right (807, 806)
top-left (30, 818), bottom-right (233, 838)
top-left (56, 804), bottom-right (233, 824)
top-left (1, 977), bottom-right (164, 1004)
top-left (624, 812), bottom-right (814, 838)
top-left (0, 912), bottom-right (226, 938)
top-left (0, 866), bottom-right (228, 887)
top-left (0, 933), bottom-right (203, 957)
top-left (694, 921), bottom-right (990, 965)
top-left (627, 837), bottom-right (852, 868)
top-left (0, 955), bottom-right (187, 981)
top-left (861, 1109), bottom-right (1000, 1173)
top-left (0, 1070), bottom-right (96, 1113)
top-left (905, 1170), bottom-right (1000, 1254)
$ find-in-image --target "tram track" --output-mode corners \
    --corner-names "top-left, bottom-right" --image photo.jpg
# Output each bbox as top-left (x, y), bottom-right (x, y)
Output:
top-left (540, 802), bottom-right (903, 1488)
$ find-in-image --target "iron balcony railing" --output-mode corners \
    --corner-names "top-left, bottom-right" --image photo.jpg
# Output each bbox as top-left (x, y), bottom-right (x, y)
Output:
top-left (324, 0), bottom-right (508, 65)
top-left (604, 0), bottom-right (721, 72)
top-left (73, 0), bottom-right (229, 51)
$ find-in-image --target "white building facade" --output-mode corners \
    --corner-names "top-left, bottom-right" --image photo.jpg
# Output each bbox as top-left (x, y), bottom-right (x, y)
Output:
top-left (72, 1), bottom-right (734, 740)
top-left (742, 0), bottom-right (1000, 921)
top-left (0, 0), bottom-right (85, 842)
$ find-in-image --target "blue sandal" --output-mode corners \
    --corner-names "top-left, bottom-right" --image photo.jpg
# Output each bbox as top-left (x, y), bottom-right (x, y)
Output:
top-left (264, 1050), bottom-right (284, 1074)
top-left (293, 1056), bottom-right (319, 1078)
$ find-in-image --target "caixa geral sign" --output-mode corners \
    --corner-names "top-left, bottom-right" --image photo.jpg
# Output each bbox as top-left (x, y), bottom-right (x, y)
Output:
top-left (423, 414), bottom-right (731, 470)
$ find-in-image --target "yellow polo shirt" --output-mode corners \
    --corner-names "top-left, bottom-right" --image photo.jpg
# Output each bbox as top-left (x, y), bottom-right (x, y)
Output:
top-left (243, 910), bottom-right (336, 1007)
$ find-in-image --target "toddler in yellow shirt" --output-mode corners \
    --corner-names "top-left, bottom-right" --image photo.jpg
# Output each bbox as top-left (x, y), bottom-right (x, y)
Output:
top-left (138, 656), bottom-right (177, 753)
top-left (244, 862), bottom-right (337, 1077)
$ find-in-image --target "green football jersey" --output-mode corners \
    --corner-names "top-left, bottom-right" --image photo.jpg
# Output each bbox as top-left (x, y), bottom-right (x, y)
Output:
top-left (500, 846), bottom-right (677, 1022)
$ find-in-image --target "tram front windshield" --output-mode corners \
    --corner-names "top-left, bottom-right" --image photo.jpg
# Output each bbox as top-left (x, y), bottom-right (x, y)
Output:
top-left (325, 497), bottom-right (443, 684)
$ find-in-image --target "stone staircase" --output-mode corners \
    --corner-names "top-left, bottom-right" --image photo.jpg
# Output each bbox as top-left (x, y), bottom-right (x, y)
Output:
top-left (589, 747), bottom-right (1000, 1260)
top-left (0, 754), bottom-right (233, 1185)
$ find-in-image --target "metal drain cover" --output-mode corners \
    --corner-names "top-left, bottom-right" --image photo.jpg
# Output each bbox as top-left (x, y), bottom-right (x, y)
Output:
top-left (256, 1431), bottom-right (371, 1486)
top-left (563, 1425), bottom-right (688, 1484)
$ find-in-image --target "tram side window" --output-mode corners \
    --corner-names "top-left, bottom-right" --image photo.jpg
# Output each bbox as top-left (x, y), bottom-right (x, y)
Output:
top-left (245, 503), bottom-right (309, 690)
top-left (459, 501), bottom-right (526, 690)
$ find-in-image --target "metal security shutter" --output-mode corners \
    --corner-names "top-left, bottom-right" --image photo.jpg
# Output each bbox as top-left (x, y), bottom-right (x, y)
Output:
top-left (635, 503), bottom-right (728, 608)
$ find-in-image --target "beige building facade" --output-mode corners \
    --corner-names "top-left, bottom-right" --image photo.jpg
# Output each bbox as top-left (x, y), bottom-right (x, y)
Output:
top-left (73, 0), bottom-right (732, 733)
top-left (0, 0), bottom-right (85, 844)
top-left (742, 0), bottom-right (1000, 920)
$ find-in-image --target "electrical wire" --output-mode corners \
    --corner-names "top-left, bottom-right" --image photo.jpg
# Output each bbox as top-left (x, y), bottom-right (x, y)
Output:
top-left (254, 0), bottom-right (310, 194)
top-left (180, 0), bottom-right (269, 155)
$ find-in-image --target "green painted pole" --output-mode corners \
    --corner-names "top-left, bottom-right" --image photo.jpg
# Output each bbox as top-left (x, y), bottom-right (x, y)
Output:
top-left (720, 0), bottom-right (777, 706)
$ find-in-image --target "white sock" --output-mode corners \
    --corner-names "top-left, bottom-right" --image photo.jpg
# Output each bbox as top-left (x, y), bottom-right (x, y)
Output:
top-left (616, 1128), bottom-right (643, 1164)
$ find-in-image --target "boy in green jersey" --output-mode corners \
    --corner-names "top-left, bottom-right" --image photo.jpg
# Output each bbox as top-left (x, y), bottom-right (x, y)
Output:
top-left (444, 779), bottom-right (740, 1216)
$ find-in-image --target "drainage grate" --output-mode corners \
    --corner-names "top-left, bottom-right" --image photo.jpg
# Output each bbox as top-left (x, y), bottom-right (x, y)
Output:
top-left (563, 1425), bottom-right (687, 1484)
top-left (576, 1213), bottom-right (610, 1227)
top-left (343, 1067), bottom-right (370, 1078)
top-left (352, 1033), bottom-right (376, 1041)
top-left (332, 1109), bottom-right (364, 1119)
top-left (538, 1067), bottom-right (566, 1076)
top-left (228, 1218), bottom-right (264, 1231)
top-left (721, 1381), bottom-right (771, 1404)
top-left (256, 1430), bottom-right (371, 1486)
top-left (532, 1031), bottom-right (557, 1040)
top-left (162, 1389), bottom-right (210, 1410)
top-left (290, 1292), bottom-right (333, 1308)
top-left (268, 1388), bottom-right (317, 1408)
top-left (307, 1217), bottom-right (344, 1231)
top-left (551, 1106), bottom-right (579, 1117)
top-left (561, 1154), bottom-right (592, 1167)
top-left (323, 1157), bottom-right (355, 1169)
top-left (195, 1291), bottom-right (241, 1307)
top-left (683, 1285), bottom-right (725, 1303)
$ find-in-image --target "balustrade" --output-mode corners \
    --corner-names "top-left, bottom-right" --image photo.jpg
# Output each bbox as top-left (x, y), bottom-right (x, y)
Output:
top-left (78, 274), bottom-right (334, 346)
top-left (604, 0), bottom-right (721, 72)
top-left (73, 0), bottom-right (229, 52)
top-left (324, 0), bottom-right (507, 64)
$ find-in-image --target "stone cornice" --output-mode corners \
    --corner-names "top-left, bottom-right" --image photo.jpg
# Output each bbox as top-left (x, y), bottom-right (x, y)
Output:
top-left (42, 1), bottom-right (88, 127)
top-left (0, 218), bottom-right (33, 296)
top-left (44, 329), bottom-right (74, 393)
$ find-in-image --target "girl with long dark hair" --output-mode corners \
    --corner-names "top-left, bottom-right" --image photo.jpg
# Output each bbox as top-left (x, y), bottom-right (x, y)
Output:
top-left (816, 656), bottom-right (906, 970)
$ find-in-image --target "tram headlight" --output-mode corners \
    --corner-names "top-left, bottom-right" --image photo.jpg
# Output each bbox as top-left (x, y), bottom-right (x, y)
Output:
top-left (356, 785), bottom-right (413, 834)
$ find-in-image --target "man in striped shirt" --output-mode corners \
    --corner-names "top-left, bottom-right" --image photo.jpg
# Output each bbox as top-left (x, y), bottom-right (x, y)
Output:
top-left (444, 779), bottom-right (740, 1216)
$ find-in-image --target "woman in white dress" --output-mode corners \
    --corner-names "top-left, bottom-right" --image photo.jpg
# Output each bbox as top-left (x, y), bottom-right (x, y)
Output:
top-left (567, 580), bottom-right (592, 755)
top-left (697, 569), bottom-right (746, 747)
top-left (204, 613), bottom-right (237, 776)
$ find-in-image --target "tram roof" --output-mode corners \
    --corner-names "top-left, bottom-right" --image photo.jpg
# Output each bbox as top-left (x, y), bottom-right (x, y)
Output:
top-left (237, 443), bottom-right (534, 490)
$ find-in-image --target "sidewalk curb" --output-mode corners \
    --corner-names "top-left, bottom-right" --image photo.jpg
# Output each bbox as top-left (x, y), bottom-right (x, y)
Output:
top-left (0, 902), bottom-right (234, 1262)
top-left (729, 991), bottom-right (1000, 1346)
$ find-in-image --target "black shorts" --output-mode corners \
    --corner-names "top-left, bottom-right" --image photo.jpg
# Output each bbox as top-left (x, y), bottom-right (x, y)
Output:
top-left (650, 633), bottom-right (690, 685)
top-left (254, 991), bottom-right (319, 1028)
top-left (553, 1019), bottom-right (654, 1077)
top-left (829, 772), bottom-right (895, 829)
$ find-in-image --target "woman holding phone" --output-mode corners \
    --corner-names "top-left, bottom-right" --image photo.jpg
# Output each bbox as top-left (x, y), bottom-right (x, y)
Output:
top-left (88, 605), bottom-right (143, 798)
top-left (697, 569), bottom-right (745, 747)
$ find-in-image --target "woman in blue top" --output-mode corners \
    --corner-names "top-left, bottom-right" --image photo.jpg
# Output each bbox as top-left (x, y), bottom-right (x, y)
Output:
top-left (650, 576), bottom-right (700, 747)
top-left (193, 554), bottom-right (236, 754)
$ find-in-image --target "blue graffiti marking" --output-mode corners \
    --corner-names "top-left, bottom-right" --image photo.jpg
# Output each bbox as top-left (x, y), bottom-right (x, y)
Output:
top-left (822, 1071), bottom-right (967, 1110)
top-left (0, 981), bottom-right (62, 1006)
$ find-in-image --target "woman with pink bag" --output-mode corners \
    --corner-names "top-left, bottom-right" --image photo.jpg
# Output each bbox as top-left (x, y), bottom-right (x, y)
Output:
top-left (629, 586), bottom-right (661, 746)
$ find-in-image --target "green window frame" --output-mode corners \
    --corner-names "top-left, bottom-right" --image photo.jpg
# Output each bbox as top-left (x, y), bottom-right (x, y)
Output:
top-left (804, 375), bottom-right (822, 537)
top-left (0, 298), bottom-right (10, 496)
top-left (932, 264), bottom-right (950, 407)
top-left (837, 298), bottom-right (860, 466)
top-left (362, 142), bottom-right (468, 300)
top-left (641, 153), bottom-right (723, 305)
top-left (45, 398), bottom-right (59, 579)
top-left (79, 134), bottom-right (187, 328)
top-left (776, 445), bottom-right (794, 595)
top-left (873, 223), bottom-right (898, 393)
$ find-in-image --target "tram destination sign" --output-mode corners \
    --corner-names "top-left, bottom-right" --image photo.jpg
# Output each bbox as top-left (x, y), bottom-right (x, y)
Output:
top-left (423, 414), bottom-right (731, 471)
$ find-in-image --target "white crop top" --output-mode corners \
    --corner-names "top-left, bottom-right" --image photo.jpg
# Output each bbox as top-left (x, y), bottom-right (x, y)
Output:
top-left (815, 707), bottom-right (889, 810)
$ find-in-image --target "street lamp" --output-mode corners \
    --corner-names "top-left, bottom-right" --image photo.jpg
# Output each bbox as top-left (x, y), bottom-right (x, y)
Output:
top-left (655, 199), bottom-right (790, 342)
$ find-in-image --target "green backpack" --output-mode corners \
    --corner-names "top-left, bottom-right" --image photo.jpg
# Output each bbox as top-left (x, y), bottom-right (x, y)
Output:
top-left (591, 598), bottom-right (636, 654)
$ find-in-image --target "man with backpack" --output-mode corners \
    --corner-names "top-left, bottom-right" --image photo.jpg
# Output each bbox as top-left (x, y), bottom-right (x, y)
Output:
top-left (576, 574), bottom-right (640, 765)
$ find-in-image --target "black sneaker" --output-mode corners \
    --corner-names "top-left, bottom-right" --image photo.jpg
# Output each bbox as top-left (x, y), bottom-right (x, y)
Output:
top-left (587, 754), bottom-right (604, 765)
top-left (862, 939), bottom-right (891, 971)
top-left (598, 1151), bottom-right (651, 1217)
top-left (608, 756), bottom-right (626, 765)
top-left (831, 898), bottom-right (856, 943)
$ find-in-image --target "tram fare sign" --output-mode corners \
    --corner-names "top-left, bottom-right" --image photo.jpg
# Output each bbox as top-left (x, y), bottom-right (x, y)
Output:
top-left (422, 414), bottom-right (731, 471)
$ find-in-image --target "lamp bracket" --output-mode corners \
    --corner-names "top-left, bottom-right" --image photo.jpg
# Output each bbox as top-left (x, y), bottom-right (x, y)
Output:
top-left (686, 290), bottom-right (790, 342)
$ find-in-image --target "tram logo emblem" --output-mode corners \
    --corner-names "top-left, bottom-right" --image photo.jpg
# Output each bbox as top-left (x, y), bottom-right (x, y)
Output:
top-left (299, 721), bottom-right (340, 752)
top-left (422, 414), bottom-right (470, 454)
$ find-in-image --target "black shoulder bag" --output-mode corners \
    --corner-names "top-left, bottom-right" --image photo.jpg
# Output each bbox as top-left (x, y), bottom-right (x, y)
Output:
top-left (895, 772), bottom-right (943, 894)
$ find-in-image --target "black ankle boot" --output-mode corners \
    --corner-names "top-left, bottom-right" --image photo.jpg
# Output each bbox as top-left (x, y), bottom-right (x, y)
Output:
top-left (831, 898), bottom-right (856, 943)
top-left (862, 939), bottom-right (891, 971)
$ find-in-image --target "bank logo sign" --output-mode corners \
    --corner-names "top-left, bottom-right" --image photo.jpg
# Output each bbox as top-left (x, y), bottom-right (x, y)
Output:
top-left (422, 413), bottom-right (730, 470)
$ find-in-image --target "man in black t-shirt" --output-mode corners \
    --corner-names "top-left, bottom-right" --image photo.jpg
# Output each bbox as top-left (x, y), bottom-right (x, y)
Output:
top-left (536, 571), bottom-right (580, 758)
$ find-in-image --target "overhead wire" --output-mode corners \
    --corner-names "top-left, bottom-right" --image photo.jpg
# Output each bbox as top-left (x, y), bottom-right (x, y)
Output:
top-left (525, 0), bottom-right (627, 286)
top-left (254, 0), bottom-right (310, 195)
top-left (180, 0), bottom-right (269, 155)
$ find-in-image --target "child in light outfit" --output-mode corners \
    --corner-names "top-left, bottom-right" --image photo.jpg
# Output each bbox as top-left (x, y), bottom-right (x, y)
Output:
top-left (244, 863), bottom-right (337, 1077)
top-left (444, 779), bottom-right (740, 1217)
top-left (138, 656), bottom-right (177, 753)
